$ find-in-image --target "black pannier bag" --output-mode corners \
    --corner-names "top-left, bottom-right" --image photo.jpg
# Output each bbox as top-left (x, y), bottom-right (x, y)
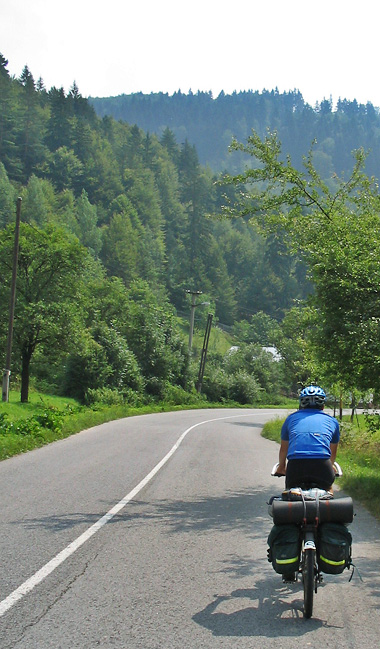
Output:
top-left (267, 524), bottom-right (301, 574)
top-left (317, 522), bottom-right (352, 574)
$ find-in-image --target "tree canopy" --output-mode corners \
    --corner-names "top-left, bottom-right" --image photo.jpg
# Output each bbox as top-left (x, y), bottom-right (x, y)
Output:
top-left (0, 223), bottom-right (88, 401)
top-left (222, 130), bottom-right (380, 395)
top-left (3, 50), bottom-right (380, 405)
top-left (90, 89), bottom-right (380, 178)
top-left (0, 53), bottom-right (307, 326)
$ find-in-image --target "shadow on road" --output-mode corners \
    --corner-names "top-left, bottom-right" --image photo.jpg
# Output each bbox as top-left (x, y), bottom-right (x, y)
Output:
top-left (11, 486), bottom-right (380, 607)
top-left (12, 486), bottom-right (276, 536)
top-left (192, 584), bottom-right (342, 636)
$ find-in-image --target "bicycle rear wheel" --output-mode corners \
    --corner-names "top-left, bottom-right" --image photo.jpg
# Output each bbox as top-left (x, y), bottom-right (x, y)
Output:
top-left (302, 549), bottom-right (316, 618)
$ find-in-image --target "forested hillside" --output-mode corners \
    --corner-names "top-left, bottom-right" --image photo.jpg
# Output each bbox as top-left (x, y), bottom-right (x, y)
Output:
top-left (0, 53), bottom-right (301, 404)
top-left (0, 54), bottom-right (307, 324)
top-left (90, 90), bottom-right (380, 178)
top-left (4, 50), bottom-right (379, 408)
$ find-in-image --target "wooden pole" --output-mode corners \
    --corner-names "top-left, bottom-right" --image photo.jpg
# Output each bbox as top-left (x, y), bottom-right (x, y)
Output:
top-left (196, 313), bottom-right (213, 393)
top-left (2, 197), bottom-right (22, 402)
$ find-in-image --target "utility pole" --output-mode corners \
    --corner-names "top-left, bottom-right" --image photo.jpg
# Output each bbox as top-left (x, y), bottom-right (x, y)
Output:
top-left (186, 290), bottom-right (202, 353)
top-left (2, 197), bottom-right (22, 402)
top-left (196, 313), bottom-right (213, 393)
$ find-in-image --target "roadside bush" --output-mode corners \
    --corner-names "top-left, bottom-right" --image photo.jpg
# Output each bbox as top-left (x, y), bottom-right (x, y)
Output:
top-left (228, 371), bottom-right (261, 404)
top-left (63, 338), bottom-right (112, 402)
top-left (224, 343), bottom-right (284, 397)
top-left (144, 377), bottom-right (176, 400)
top-left (364, 411), bottom-right (380, 435)
top-left (201, 367), bottom-right (231, 402)
top-left (339, 421), bottom-right (356, 446)
top-left (0, 413), bottom-right (9, 434)
top-left (34, 408), bottom-right (65, 432)
top-left (92, 324), bottom-right (145, 393)
top-left (84, 387), bottom-right (125, 407)
top-left (0, 407), bottom-right (65, 437)
top-left (160, 382), bottom-right (205, 405)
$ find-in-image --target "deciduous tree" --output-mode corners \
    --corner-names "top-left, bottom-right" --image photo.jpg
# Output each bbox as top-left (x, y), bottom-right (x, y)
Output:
top-left (0, 223), bottom-right (88, 401)
top-left (223, 130), bottom-right (380, 392)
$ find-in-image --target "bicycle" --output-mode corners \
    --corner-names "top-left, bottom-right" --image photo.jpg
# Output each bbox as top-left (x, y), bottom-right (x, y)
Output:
top-left (268, 462), bottom-right (354, 619)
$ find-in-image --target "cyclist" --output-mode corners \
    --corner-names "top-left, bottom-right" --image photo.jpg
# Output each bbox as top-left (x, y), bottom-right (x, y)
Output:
top-left (276, 385), bottom-right (340, 492)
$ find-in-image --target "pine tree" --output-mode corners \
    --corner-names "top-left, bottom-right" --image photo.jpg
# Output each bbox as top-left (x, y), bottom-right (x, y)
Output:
top-left (0, 162), bottom-right (16, 227)
top-left (19, 65), bottom-right (35, 89)
top-left (178, 141), bottom-right (214, 282)
top-left (0, 54), bottom-right (21, 177)
top-left (0, 53), bottom-right (9, 78)
top-left (17, 65), bottom-right (47, 180)
top-left (46, 87), bottom-right (73, 150)
top-left (160, 127), bottom-right (179, 165)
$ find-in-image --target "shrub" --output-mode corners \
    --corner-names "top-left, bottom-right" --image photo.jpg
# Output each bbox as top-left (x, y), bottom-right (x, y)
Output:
top-left (92, 324), bottom-right (145, 393)
top-left (160, 382), bottom-right (204, 405)
top-left (201, 367), bottom-right (231, 402)
top-left (0, 407), bottom-right (66, 438)
top-left (63, 338), bottom-right (112, 402)
top-left (223, 343), bottom-right (284, 397)
top-left (364, 411), bottom-right (380, 435)
top-left (0, 413), bottom-right (10, 435)
top-left (34, 408), bottom-right (65, 432)
top-left (84, 387), bottom-right (125, 407)
top-left (228, 371), bottom-right (261, 404)
top-left (339, 421), bottom-right (356, 446)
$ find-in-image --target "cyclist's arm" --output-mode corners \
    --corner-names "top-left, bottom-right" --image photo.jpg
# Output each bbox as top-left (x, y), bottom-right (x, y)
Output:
top-left (278, 440), bottom-right (289, 474)
top-left (330, 442), bottom-right (338, 464)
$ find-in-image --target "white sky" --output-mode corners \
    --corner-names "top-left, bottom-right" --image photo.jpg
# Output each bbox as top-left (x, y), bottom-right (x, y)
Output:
top-left (1, 0), bottom-right (379, 107)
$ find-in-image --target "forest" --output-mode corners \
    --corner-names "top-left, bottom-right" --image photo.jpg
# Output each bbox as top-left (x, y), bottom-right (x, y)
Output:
top-left (90, 89), bottom-right (380, 179)
top-left (1, 50), bottom-right (380, 408)
top-left (0, 53), bottom-right (302, 405)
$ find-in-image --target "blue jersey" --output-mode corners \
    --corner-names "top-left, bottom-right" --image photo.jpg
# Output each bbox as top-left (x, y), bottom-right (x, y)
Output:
top-left (281, 409), bottom-right (340, 460)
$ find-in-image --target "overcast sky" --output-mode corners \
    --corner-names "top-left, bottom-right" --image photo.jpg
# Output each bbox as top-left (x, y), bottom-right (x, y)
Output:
top-left (1, 0), bottom-right (379, 108)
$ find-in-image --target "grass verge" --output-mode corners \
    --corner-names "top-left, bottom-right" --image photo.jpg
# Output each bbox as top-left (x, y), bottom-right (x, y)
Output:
top-left (0, 390), bottom-right (297, 462)
top-left (262, 414), bottom-right (380, 519)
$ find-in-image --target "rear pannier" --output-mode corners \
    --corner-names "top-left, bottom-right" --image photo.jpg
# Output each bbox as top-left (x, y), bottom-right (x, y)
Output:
top-left (317, 522), bottom-right (352, 574)
top-left (267, 524), bottom-right (301, 574)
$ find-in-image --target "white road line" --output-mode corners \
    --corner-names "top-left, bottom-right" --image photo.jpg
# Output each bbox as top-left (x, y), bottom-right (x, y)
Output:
top-left (0, 411), bottom-right (263, 617)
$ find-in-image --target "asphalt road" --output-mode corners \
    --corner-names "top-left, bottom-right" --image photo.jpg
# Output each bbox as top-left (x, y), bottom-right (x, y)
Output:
top-left (0, 408), bottom-right (379, 648)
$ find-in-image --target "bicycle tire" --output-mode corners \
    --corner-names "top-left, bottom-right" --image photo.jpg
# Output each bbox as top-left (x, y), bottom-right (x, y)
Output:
top-left (303, 549), bottom-right (315, 618)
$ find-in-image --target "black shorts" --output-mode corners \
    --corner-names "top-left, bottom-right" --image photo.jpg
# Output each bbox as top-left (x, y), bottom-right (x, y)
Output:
top-left (286, 458), bottom-right (335, 489)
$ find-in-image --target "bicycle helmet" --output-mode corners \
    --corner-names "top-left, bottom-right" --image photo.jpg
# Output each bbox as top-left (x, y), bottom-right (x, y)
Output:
top-left (299, 385), bottom-right (326, 409)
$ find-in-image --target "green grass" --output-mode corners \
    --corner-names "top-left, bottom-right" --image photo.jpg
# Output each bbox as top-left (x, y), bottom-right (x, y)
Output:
top-left (0, 391), bottom-right (78, 419)
top-left (0, 391), bottom-right (210, 460)
top-left (0, 389), bottom-right (296, 462)
top-left (261, 414), bottom-right (380, 519)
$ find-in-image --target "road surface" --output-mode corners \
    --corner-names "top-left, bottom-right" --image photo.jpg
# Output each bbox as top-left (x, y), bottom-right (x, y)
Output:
top-left (0, 408), bottom-right (379, 647)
